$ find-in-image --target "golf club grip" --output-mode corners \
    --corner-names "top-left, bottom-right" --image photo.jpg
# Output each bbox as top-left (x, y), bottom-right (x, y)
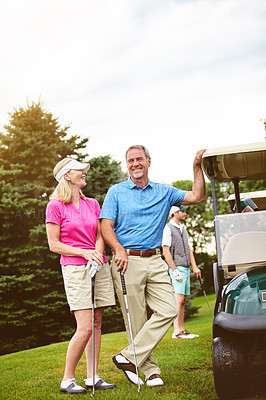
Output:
top-left (120, 272), bottom-right (127, 295)
top-left (91, 276), bottom-right (95, 300)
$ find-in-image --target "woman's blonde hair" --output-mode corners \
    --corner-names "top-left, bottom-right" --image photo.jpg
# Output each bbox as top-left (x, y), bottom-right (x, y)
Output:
top-left (49, 157), bottom-right (86, 203)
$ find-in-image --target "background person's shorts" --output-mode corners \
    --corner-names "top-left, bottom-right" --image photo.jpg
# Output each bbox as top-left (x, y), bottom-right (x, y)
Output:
top-left (61, 262), bottom-right (115, 311)
top-left (169, 266), bottom-right (190, 295)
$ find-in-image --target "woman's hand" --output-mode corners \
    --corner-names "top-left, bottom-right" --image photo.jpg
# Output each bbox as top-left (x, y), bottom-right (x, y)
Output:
top-left (83, 249), bottom-right (104, 265)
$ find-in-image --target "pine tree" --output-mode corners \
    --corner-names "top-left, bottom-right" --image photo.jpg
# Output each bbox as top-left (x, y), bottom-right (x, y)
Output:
top-left (0, 101), bottom-right (89, 354)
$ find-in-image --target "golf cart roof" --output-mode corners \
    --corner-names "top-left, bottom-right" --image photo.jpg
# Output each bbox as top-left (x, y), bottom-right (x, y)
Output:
top-left (228, 190), bottom-right (266, 211)
top-left (202, 142), bottom-right (266, 182)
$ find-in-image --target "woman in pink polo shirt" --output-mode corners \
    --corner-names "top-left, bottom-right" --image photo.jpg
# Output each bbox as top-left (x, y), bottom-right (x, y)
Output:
top-left (45, 157), bottom-right (115, 394)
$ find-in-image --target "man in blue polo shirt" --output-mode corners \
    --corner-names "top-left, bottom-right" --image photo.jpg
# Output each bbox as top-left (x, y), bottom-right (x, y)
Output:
top-left (100, 145), bottom-right (206, 387)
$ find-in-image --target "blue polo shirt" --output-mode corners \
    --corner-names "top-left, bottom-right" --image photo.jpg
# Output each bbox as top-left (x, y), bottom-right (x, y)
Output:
top-left (100, 178), bottom-right (186, 250)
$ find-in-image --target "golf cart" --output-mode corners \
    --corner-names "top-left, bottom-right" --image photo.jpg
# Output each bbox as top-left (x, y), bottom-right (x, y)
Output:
top-left (202, 142), bottom-right (266, 399)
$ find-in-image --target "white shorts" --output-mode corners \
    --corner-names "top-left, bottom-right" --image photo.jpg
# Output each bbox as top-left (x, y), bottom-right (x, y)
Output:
top-left (61, 262), bottom-right (115, 311)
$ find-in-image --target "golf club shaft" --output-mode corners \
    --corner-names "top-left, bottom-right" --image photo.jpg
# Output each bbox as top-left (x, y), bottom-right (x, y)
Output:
top-left (199, 278), bottom-right (213, 317)
top-left (91, 276), bottom-right (95, 396)
top-left (120, 272), bottom-right (141, 392)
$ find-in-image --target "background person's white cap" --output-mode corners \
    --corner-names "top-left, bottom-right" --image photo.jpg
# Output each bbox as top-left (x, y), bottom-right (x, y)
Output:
top-left (169, 205), bottom-right (190, 215)
top-left (55, 160), bottom-right (90, 182)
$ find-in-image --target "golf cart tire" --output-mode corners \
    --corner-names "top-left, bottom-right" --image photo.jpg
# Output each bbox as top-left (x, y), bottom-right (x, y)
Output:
top-left (212, 336), bottom-right (248, 399)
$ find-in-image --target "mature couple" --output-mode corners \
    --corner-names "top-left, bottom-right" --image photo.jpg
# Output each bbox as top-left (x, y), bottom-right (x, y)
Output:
top-left (45, 145), bottom-right (206, 393)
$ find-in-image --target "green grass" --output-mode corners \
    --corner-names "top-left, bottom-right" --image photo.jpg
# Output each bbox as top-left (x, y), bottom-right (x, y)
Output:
top-left (0, 294), bottom-right (218, 400)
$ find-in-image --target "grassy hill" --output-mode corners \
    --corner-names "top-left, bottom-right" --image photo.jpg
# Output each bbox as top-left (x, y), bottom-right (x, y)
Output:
top-left (0, 295), bottom-right (217, 400)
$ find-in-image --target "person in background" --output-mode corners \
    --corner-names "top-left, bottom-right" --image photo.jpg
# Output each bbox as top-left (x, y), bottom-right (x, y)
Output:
top-left (100, 145), bottom-right (206, 387)
top-left (162, 205), bottom-right (201, 339)
top-left (45, 158), bottom-right (116, 394)
top-left (233, 199), bottom-right (256, 213)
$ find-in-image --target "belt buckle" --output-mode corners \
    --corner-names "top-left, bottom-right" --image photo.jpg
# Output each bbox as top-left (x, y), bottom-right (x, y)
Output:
top-left (140, 250), bottom-right (143, 257)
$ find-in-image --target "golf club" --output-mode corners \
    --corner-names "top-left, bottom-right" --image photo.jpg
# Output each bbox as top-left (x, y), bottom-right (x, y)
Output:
top-left (91, 275), bottom-right (95, 397)
top-left (120, 272), bottom-right (141, 392)
top-left (199, 277), bottom-right (213, 318)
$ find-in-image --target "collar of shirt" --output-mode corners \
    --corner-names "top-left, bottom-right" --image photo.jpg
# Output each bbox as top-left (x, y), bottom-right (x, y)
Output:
top-left (127, 177), bottom-right (153, 190)
top-left (170, 219), bottom-right (183, 233)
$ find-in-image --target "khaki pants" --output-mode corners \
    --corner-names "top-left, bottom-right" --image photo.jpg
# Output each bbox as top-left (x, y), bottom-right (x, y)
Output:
top-left (111, 254), bottom-right (178, 380)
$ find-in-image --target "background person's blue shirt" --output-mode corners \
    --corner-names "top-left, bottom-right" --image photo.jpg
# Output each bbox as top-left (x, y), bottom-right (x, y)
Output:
top-left (100, 178), bottom-right (186, 250)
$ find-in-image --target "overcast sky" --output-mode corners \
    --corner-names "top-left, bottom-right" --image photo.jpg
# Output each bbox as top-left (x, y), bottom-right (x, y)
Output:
top-left (0, 0), bottom-right (265, 183)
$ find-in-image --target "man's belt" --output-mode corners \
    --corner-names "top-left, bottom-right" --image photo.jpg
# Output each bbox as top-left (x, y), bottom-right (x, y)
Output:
top-left (125, 248), bottom-right (161, 257)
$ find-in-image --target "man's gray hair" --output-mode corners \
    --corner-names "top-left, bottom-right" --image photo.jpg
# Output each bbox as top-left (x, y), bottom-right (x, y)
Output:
top-left (125, 145), bottom-right (150, 160)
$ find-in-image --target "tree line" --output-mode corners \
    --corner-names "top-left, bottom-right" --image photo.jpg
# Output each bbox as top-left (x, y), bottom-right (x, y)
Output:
top-left (0, 101), bottom-right (265, 355)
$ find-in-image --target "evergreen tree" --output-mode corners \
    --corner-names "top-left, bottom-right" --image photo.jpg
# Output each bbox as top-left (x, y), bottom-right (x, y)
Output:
top-left (0, 101), bottom-right (89, 354)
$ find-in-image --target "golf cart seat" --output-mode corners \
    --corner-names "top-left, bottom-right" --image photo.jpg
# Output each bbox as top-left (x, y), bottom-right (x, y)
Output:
top-left (221, 231), bottom-right (266, 277)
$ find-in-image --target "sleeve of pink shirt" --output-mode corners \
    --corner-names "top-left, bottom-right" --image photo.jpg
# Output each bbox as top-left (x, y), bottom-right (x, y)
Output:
top-left (45, 200), bottom-right (63, 225)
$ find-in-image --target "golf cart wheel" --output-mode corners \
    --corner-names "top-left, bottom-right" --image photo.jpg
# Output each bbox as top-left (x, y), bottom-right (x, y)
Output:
top-left (212, 336), bottom-right (248, 399)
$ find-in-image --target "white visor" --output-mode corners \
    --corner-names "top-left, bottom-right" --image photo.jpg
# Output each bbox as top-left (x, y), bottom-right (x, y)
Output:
top-left (55, 160), bottom-right (90, 182)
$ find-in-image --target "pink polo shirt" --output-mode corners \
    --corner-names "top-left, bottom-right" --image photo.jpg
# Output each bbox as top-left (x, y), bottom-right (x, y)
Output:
top-left (45, 197), bottom-right (107, 265)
